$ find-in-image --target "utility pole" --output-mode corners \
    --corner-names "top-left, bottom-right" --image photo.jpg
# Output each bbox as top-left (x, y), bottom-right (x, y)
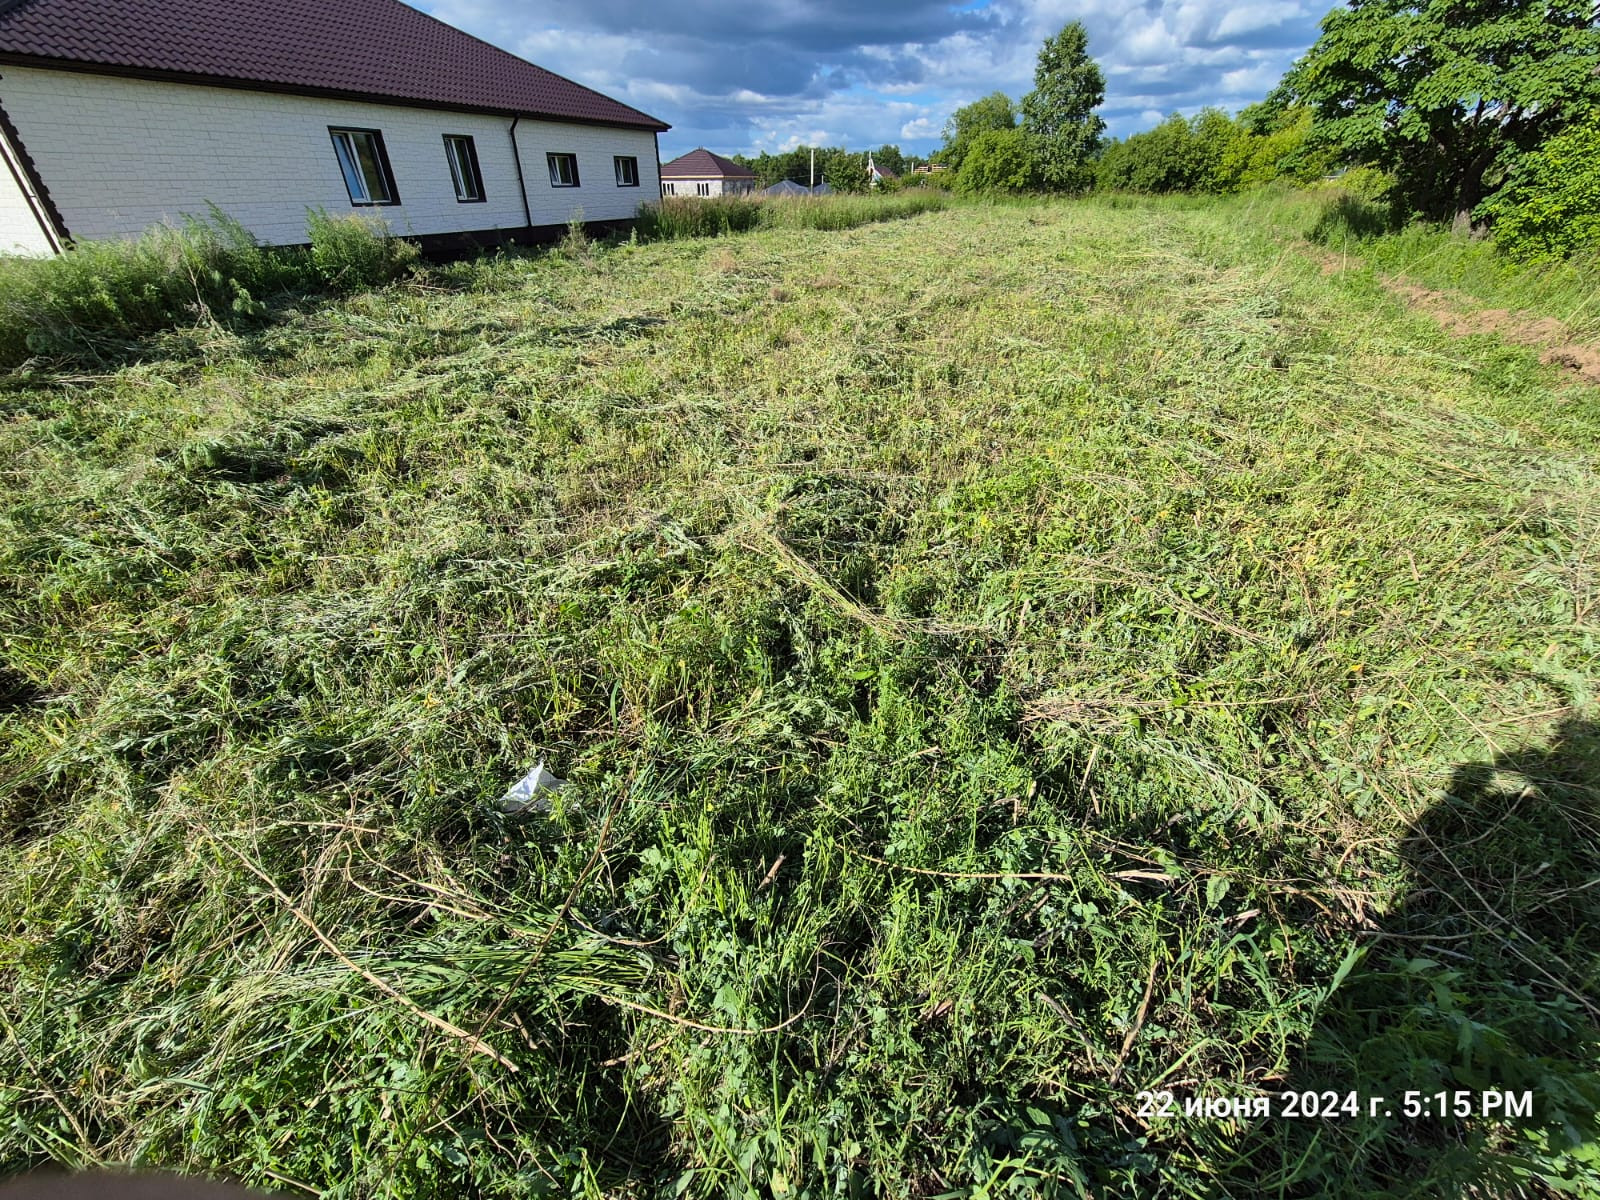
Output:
top-left (809, 147), bottom-right (814, 190)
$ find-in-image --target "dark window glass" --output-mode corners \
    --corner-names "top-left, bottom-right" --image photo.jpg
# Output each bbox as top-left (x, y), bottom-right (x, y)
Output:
top-left (329, 128), bottom-right (398, 205)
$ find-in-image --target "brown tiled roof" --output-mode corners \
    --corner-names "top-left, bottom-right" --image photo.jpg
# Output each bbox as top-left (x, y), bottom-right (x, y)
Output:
top-left (660, 148), bottom-right (755, 180)
top-left (0, 0), bottom-right (669, 131)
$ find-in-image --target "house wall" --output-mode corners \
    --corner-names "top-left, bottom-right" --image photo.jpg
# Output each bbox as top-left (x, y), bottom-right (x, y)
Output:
top-left (660, 178), bottom-right (754, 198)
top-left (0, 66), bottom-right (660, 246)
top-left (0, 120), bottom-right (54, 255)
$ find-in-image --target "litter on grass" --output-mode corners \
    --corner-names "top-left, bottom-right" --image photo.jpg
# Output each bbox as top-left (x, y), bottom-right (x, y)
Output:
top-left (497, 760), bottom-right (566, 814)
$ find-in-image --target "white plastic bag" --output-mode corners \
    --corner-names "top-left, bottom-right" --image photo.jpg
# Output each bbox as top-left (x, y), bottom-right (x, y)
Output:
top-left (497, 760), bottom-right (566, 813)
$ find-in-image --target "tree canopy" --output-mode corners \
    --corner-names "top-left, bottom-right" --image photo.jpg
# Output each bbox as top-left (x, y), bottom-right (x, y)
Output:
top-left (1021, 21), bottom-right (1106, 191)
top-left (938, 92), bottom-right (1018, 171)
top-left (819, 149), bottom-right (871, 194)
top-left (1279, 0), bottom-right (1600, 224)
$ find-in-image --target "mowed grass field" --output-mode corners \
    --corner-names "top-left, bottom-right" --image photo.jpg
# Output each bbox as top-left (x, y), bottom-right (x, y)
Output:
top-left (2, 197), bottom-right (1598, 1198)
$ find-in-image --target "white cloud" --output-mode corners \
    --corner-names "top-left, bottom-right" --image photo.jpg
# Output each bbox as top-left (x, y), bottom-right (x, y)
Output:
top-left (415, 0), bottom-right (1324, 153)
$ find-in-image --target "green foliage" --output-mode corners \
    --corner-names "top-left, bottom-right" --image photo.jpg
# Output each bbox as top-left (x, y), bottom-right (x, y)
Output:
top-left (1098, 114), bottom-right (1212, 194)
top-left (3, 199), bottom-right (1599, 1199)
top-left (1481, 118), bottom-right (1600, 261)
top-left (305, 209), bottom-right (419, 289)
top-left (634, 196), bottom-right (766, 239)
top-left (633, 191), bottom-right (949, 241)
top-left (871, 144), bottom-right (909, 177)
top-left (1280, 0), bottom-right (1600, 223)
top-left (1021, 21), bottom-right (1106, 192)
top-left (819, 149), bottom-right (871, 194)
top-left (1214, 105), bottom-right (1340, 192)
top-left (940, 92), bottom-right (1020, 172)
top-left (740, 145), bottom-right (830, 189)
top-left (955, 129), bottom-right (1036, 195)
top-left (0, 209), bottom-right (317, 368)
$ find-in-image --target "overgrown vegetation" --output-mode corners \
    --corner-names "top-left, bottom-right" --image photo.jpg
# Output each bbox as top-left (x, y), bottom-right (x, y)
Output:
top-left (633, 190), bottom-right (950, 240)
top-left (2, 198), bottom-right (1597, 1197)
top-left (0, 210), bottom-right (416, 368)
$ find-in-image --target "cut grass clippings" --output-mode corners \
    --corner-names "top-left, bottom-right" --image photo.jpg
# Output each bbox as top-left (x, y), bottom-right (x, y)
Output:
top-left (1, 196), bottom-right (1598, 1198)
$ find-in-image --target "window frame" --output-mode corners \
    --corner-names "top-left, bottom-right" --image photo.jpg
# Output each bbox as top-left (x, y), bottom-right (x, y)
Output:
top-left (696, 182), bottom-right (711, 197)
top-left (443, 134), bottom-right (486, 203)
top-left (547, 152), bottom-right (580, 188)
top-left (329, 127), bottom-right (400, 207)
top-left (614, 155), bottom-right (640, 188)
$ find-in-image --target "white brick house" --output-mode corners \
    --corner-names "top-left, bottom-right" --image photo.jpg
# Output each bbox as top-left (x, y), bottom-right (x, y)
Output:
top-left (0, 0), bottom-right (670, 255)
top-left (659, 149), bottom-right (757, 198)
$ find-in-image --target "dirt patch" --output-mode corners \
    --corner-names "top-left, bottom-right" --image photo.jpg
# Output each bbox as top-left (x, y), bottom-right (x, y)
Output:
top-left (1311, 246), bottom-right (1600, 385)
top-left (1386, 282), bottom-right (1570, 345)
top-left (1540, 344), bottom-right (1600, 382)
top-left (1366, 265), bottom-right (1599, 385)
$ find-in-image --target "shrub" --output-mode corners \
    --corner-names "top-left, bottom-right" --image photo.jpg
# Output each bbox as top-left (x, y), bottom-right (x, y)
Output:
top-left (305, 208), bottom-right (418, 288)
top-left (954, 129), bottom-right (1036, 195)
top-left (1481, 120), bottom-right (1600, 261)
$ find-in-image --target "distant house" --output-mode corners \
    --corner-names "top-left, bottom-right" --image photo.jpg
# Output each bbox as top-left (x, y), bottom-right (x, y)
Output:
top-left (0, 0), bottom-right (669, 255)
top-left (659, 148), bottom-right (756, 198)
top-left (912, 163), bottom-right (950, 175)
top-left (866, 153), bottom-right (898, 187)
top-left (762, 179), bottom-right (831, 197)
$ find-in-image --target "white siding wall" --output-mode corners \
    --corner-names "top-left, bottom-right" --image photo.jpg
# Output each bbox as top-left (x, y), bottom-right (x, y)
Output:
top-left (0, 126), bottom-right (54, 255)
top-left (661, 178), bottom-right (754, 198)
top-left (513, 121), bottom-right (659, 225)
top-left (0, 66), bottom-right (660, 246)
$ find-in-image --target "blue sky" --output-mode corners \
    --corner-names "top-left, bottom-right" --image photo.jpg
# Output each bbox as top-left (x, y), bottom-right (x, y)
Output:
top-left (417, 0), bottom-right (1329, 159)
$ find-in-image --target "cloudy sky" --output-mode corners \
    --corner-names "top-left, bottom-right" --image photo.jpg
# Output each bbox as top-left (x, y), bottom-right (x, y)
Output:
top-left (417, 0), bottom-right (1329, 159)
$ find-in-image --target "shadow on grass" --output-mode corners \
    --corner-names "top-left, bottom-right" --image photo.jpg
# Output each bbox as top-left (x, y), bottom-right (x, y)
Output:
top-left (1245, 718), bottom-right (1600, 1197)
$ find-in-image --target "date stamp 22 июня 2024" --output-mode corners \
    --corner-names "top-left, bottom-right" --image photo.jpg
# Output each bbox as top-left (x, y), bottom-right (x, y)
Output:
top-left (1135, 1088), bottom-right (1535, 1122)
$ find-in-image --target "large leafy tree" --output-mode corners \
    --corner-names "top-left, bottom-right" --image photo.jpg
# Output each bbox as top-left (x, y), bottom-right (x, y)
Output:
top-left (819, 149), bottom-right (871, 193)
top-left (1280, 0), bottom-right (1600, 224)
top-left (1021, 21), bottom-right (1106, 191)
top-left (938, 92), bottom-right (1018, 171)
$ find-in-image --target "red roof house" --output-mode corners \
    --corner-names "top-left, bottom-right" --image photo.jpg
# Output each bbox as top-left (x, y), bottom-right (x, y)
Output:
top-left (659, 148), bottom-right (756, 198)
top-left (0, 0), bottom-right (671, 252)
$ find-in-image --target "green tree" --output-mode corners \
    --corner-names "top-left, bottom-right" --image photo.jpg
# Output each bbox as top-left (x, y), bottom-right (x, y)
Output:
top-left (1021, 21), bottom-right (1106, 191)
top-left (1096, 114), bottom-right (1202, 193)
top-left (820, 149), bottom-right (871, 194)
top-left (1480, 117), bottom-right (1600, 259)
top-left (939, 92), bottom-right (1018, 171)
top-left (871, 145), bottom-right (908, 177)
top-left (1279, 0), bottom-right (1600, 226)
top-left (954, 128), bottom-right (1036, 194)
top-left (1213, 106), bottom-right (1335, 192)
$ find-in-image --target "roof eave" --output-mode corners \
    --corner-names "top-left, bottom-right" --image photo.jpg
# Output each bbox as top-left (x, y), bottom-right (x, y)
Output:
top-left (0, 54), bottom-right (672, 131)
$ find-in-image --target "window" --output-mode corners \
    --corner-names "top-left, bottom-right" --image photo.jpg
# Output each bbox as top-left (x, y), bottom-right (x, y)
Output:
top-left (614, 155), bottom-right (639, 187)
top-left (662, 181), bottom-right (676, 196)
top-left (443, 135), bottom-right (485, 202)
top-left (547, 153), bottom-right (579, 188)
top-left (329, 128), bottom-right (398, 206)
top-left (696, 182), bottom-right (711, 197)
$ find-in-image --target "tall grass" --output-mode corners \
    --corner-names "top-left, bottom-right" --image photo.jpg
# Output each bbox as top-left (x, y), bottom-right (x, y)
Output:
top-left (1230, 183), bottom-right (1600, 338)
top-left (634, 190), bottom-right (950, 241)
top-left (0, 210), bottom-right (417, 368)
